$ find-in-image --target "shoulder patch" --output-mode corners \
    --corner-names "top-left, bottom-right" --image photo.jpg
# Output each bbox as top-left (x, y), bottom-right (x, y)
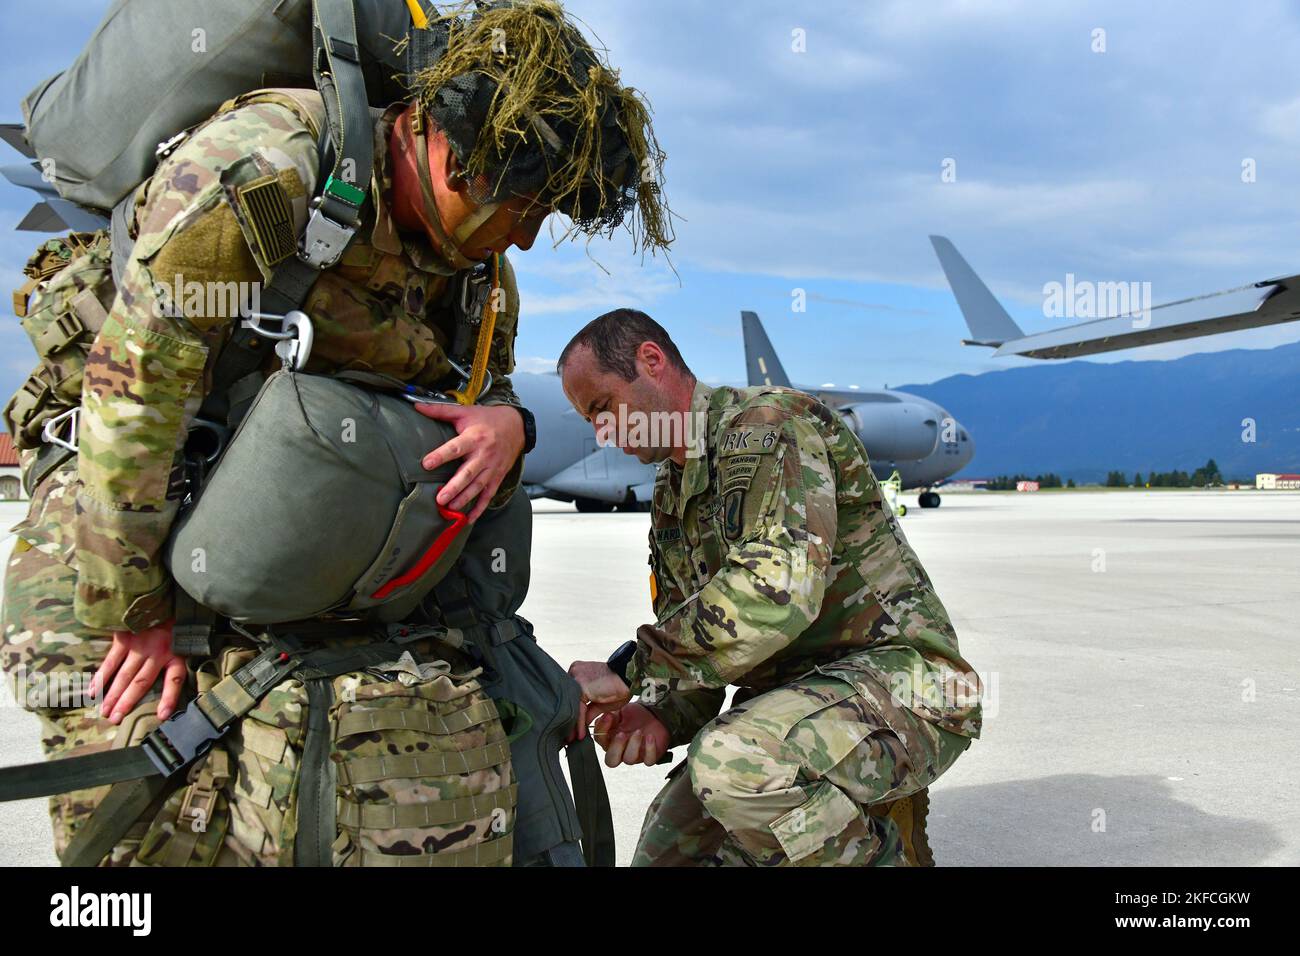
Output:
top-left (718, 425), bottom-right (779, 457)
top-left (236, 174), bottom-right (296, 267)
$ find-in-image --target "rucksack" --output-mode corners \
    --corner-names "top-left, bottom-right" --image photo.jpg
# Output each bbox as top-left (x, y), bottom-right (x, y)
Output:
top-left (21, 0), bottom-right (418, 214)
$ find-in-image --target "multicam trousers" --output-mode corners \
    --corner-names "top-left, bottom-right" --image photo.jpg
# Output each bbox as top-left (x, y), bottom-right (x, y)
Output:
top-left (1, 539), bottom-right (516, 866)
top-left (632, 675), bottom-right (971, 867)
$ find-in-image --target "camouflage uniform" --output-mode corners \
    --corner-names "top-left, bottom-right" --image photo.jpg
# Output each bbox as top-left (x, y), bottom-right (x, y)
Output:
top-left (626, 383), bottom-right (982, 867)
top-left (1, 87), bottom-right (523, 864)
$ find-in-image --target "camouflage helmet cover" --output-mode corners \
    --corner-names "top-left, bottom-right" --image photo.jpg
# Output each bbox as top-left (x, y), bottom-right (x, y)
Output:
top-left (405, 0), bottom-right (673, 255)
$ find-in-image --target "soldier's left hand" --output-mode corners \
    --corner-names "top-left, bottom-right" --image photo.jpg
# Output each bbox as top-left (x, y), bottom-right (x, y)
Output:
top-left (416, 403), bottom-right (526, 522)
top-left (88, 620), bottom-right (187, 725)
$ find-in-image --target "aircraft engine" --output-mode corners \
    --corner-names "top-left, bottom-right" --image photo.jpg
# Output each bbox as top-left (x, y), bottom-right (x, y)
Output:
top-left (837, 401), bottom-right (940, 462)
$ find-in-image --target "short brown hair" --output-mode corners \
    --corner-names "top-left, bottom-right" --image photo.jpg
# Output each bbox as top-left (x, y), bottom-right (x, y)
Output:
top-left (557, 308), bottom-right (692, 381)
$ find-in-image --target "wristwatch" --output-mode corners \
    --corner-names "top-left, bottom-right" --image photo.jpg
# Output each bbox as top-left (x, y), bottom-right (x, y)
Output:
top-left (517, 405), bottom-right (537, 455)
top-left (606, 640), bottom-right (636, 684)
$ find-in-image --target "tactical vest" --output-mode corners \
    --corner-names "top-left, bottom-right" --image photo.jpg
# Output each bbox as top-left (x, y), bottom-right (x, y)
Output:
top-left (2, 232), bottom-right (114, 477)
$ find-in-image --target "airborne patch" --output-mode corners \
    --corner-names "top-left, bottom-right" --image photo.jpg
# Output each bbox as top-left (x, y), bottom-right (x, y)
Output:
top-left (237, 175), bottom-right (296, 267)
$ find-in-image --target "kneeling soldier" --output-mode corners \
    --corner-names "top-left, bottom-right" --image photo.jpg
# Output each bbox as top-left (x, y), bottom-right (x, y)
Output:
top-left (560, 310), bottom-right (982, 867)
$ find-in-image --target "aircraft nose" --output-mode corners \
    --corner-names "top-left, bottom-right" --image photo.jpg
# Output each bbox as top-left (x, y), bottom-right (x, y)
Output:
top-left (959, 423), bottom-right (975, 464)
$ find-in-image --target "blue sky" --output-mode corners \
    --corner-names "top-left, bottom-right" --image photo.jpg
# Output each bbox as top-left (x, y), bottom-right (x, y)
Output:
top-left (4, 0), bottom-right (1300, 396)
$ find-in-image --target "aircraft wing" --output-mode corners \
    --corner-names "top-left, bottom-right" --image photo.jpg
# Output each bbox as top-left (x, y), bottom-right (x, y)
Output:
top-left (931, 234), bottom-right (1300, 359)
top-left (992, 278), bottom-right (1298, 359)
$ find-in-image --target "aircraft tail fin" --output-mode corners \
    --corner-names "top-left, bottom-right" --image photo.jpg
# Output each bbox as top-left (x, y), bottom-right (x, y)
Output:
top-left (929, 235), bottom-right (1024, 347)
top-left (741, 311), bottom-right (792, 387)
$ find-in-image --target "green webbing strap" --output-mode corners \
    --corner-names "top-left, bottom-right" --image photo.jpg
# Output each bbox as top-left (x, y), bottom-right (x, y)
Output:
top-left (336, 740), bottom-right (513, 786)
top-left (337, 783), bottom-right (517, 830)
top-left (0, 745), bottom-right (158, 803)
top-left (566, 736), bottom-right (616, 867)
top-left (61, 774), bottom-right (173, 868)
top-left (171, 590), bottom-right (215, 658)
top-left (289, 640), bottom-right (417, 680)
top-left (334, 699), bottom-right (502, 739)
top-left (431, 568), bottom-right (479, 630)
top-left (195, 0), bottom-right (375, 425)
top-left (311, 0), bottom-right (373, 230)
top-left (294, 677), bottom-right (336, 867)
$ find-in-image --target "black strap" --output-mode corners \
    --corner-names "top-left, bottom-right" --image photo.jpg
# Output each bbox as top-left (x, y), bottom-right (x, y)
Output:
top-left (565, 737), bottom-right (616, 867)
top-left (294, 677), bottom-right (337, 866)
top-left (0, 745), bottom-right (159, 802)
top-left (26, 442), bottom-right (74, 495)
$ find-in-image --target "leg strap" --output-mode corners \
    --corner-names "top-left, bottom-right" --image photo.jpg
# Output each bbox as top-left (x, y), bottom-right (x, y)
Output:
top-left (566, 736), bottom-right (616, 867)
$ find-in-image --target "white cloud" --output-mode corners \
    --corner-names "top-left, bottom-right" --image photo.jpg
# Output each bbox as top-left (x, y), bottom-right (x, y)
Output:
top-left (514, 356), bottom-right (559, 375)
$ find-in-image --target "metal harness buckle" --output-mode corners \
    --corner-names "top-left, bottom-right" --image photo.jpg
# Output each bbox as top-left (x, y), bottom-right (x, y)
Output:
top-left (300, 199), bottom-right (357, 270)
top-left (40, 406), bottom-right (79, 453)
top-left (242, 310), bottom-right (315, 371)
top-left (459, 264), bottom-right (491, 328)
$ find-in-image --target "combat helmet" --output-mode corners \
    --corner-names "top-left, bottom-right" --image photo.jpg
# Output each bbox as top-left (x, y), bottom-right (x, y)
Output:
top-left (401, 0), bottom-right (674, 264)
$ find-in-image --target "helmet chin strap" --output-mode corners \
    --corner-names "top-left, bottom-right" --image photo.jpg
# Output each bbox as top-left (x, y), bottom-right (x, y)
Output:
top-left (410, 108), bottom-right (502, 270)
top-left (450, 197), bottom-right (503, 247)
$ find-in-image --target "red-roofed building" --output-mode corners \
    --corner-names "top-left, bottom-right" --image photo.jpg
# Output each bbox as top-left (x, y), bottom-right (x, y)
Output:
top-left (0, 432), bottom-right (23, 500)
top-left (1256, 473), bottom-right (1300, 490)
top-left (1258, 473), bottom-right (1300, 489)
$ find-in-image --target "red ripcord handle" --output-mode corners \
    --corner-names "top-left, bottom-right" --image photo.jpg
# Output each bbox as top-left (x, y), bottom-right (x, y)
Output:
top-left (370, 502), bottom-right (470, 600)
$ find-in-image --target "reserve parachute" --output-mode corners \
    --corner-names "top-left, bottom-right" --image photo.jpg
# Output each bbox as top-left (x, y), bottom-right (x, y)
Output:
top-left (166, 370), bottom-right (471, 624)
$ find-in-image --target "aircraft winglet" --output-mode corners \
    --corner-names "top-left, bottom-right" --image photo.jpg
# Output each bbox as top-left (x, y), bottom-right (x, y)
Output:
top-left (741, 311), bottom-right (792, 387)
top-left (930, 235), bottom-right (1024, 347)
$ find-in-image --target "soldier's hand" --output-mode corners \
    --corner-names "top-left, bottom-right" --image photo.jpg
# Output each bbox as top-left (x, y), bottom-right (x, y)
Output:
top-left (88, 620), bottom-right (187, 725)
top-left (416, 403), bottom-right (525, 522)
top-left (568, 661), bottom-right (631, 741)
top-left (592, 704), bottom-right (670, 768)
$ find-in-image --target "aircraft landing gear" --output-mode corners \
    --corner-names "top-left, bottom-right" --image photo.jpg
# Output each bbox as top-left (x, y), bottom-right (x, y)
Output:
top-left (574, 497), bottom-right (615, 514)
top-left (918, 491), bottom-right (942, 509)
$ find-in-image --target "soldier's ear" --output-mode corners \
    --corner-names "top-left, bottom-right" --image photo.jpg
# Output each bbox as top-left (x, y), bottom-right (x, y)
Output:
top-left (638, 341), bottom-right (666, 380)
top-left (441, 142), bottom-right (469, 195)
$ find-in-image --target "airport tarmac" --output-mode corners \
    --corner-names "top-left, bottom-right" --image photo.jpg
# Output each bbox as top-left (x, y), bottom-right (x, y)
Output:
top-left (1, 489), bottom-right (1297, 867)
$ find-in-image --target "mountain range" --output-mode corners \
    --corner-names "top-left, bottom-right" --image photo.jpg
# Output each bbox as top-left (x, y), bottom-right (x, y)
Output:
top-left (899, 340), bottom-right (1300, 483)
